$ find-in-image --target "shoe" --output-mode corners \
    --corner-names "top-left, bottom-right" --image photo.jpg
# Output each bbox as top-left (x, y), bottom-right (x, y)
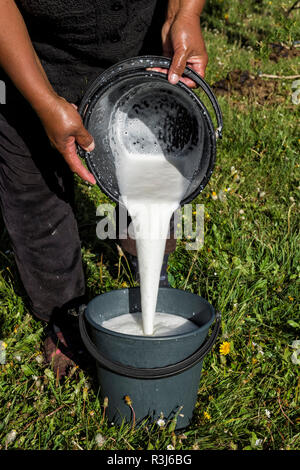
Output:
top-left (43, 304), bottom-right (90, 379)
top-left (127, 254), bottom-right (170, 287)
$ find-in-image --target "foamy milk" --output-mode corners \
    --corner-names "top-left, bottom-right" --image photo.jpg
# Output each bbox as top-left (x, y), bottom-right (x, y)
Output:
top-left (102, 312), bottom-right (198, 337)
top-left (110, 105), bottom-right (190, 336)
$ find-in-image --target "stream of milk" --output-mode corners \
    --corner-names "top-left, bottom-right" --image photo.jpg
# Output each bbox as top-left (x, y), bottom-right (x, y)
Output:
top-left (107, 108), bottom-right (194, 336)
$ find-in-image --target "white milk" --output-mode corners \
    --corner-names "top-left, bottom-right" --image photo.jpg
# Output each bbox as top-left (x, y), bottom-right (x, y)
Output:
top-left (102, 312), bottom-right (198, 337)
top-left (110, 106), bottom-right (190, 336)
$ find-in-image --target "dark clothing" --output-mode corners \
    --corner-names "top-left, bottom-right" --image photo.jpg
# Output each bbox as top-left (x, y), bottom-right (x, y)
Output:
top-left (3, 0), bottom-right (166, 104)
top-left (0, 105), bottom-right (85, 321)
top-left (0, 0), bottom-right (167, 322)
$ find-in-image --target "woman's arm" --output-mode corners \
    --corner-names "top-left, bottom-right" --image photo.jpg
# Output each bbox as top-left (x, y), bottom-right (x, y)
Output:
top-left (0, 0), bottom-right (96, 184)
top-left (159, 0), bottom-right (208, 87)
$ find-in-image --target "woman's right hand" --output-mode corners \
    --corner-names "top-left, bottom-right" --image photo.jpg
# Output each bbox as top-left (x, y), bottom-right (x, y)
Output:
top-left (37, 95), bottom-right (96, 184)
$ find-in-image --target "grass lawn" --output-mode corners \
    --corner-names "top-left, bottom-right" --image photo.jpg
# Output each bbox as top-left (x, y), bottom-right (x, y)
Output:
top-left (0, 0), bottom-right (299, 450)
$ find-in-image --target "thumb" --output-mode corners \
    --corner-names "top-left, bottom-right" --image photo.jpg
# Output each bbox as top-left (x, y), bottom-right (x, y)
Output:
top-left (75, 125), bottom-right (95, 153)
top-left (63, 136), bottom-right (96, 185)
top-left (168, 48), bottom-right (189, 85)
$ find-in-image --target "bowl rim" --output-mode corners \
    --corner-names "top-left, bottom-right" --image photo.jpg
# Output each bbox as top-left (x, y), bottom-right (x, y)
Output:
top-left (80, 69), bottom-right (217, 206)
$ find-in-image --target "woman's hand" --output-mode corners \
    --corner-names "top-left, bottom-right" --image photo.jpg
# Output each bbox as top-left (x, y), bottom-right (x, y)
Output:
top-left (163, 12), bottom-right (208, 86)
top-left (37, 96), bottom-right (96, 185)
top-left (151, 2), bottom-right (208, 88)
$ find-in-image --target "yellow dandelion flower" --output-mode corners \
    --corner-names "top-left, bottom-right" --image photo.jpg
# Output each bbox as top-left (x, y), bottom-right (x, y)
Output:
top-left (103, 396), bottom-right (109, 408)
top-left (288, 296), bottom-right (294, 301)
top-left (124, 395), bottom-right (132, 406)
top-left (204, 411), bottom-right (211, 420)
top-left (224, 13), bottom-right (229, 20)
top-left (1, 342), bottom-right (7, 349)
top-left (219, 341), bottom-right (231, 356)
top-left (121, 282), bottom-right (129, 288)
top-left (211, 191), bottom-right (218, 200)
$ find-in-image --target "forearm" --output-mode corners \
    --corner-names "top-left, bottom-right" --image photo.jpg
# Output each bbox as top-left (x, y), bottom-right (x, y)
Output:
top-left (0, 0), bottom-right (57, 112)
top-left (166, 0), bottom-right (206, 20)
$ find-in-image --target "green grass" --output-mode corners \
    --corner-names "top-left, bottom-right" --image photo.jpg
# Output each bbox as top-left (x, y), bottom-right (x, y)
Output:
top-left (0, 0), bottom-right (299, 450)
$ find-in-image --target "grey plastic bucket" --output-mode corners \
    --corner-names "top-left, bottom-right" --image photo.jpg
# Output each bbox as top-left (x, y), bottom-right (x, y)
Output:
top-left (79, 287), bottom-right (220, 429)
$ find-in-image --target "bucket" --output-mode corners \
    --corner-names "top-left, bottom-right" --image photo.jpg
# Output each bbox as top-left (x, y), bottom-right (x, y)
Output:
top-left (79, 287), bottom-right (220, 429)
top-left (78, 55), bottom-right (223, 206)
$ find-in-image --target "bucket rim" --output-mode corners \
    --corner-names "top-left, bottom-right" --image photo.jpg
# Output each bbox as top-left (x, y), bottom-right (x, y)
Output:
top-left (84, 287), bottom-right (216, 341)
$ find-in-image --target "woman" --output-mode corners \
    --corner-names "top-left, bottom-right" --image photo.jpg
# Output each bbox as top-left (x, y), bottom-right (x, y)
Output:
top-left (0, 0), bottom-right (208, 377)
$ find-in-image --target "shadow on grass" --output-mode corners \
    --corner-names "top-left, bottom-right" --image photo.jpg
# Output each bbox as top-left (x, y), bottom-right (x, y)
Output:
top-left (202, 0), bottom-right (269, 50)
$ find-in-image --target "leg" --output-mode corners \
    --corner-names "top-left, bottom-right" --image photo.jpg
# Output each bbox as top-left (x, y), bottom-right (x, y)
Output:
top-left (0, 105), bottom-right (85, 323)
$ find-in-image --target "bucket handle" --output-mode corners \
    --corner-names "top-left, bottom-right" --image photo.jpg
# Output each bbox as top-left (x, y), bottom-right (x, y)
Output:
top-left (78, 55), bottom-right (223, 140)
top-left (79, 309), bottom-right (221, 379)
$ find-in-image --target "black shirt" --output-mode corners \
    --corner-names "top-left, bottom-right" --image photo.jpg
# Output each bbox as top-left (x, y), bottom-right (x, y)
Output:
top-left (2, 0), bottom-right (166, 104)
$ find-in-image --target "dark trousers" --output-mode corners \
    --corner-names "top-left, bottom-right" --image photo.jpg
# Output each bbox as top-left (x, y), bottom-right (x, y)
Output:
top-left (0, 105), bottom-right (85, 322)
top-left (0, 1), bottom-right (172, 323)
top-left (0, 103), bottom-right (177, 323)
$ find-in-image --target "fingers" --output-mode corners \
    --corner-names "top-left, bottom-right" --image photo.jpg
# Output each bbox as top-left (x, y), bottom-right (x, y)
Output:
top-left (75, 126), bottom-right (95, 153)
top-left (146, 67), bottom-right (196, 88)
top-left (187, 55), bottom-right (208, 79)
top-left (63, 136), bottom-right (96, 184)
top-left (168, 48), bottom-right (189, 85)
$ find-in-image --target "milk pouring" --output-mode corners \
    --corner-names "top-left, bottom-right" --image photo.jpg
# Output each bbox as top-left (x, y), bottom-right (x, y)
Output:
top-left (110, 111), bottom-right (190, 336)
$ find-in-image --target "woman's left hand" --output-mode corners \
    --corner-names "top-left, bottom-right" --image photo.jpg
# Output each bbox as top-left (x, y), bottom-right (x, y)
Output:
top-left (151, 12), bottom-right (208, 88)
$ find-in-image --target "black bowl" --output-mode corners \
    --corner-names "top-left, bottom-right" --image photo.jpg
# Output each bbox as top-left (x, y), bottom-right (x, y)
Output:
top-left (78, 56), bottom-right (223, 205)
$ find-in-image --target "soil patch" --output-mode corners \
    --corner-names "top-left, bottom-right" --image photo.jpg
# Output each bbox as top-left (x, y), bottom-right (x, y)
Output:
top-left (269, 43), bottom-right (300, 62)
top-left (212, 70), bottom-right (284, 106)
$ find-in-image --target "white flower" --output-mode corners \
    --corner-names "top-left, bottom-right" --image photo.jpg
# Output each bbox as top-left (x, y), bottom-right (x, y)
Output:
top-left (95, 433), bottom-right (106, 447)
top-left (255, 439), bottom-right (263, 446)
top-left (35, 354), bottom-right (44, 364)
top-left (167, 444), bottom-right (175, 450)
top-left (265, 409), bottom-right (271, 418)
top-left (291, 79), bottom-right (300, 105)
top-left (218, 190), bottom-right (227, 202)
top-left (5, 430), bottom-right (17, 446)
top-left (291, 341), bottom-right (300, 365)
top-left (157, 418), bottom-right (165, 427)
